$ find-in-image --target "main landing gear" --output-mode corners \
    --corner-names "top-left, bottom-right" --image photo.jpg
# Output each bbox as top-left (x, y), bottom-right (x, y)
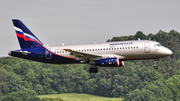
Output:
top-left (89, 66), bottom-right (98, 73)
top-left (153, 59), bottom-right (158, 69)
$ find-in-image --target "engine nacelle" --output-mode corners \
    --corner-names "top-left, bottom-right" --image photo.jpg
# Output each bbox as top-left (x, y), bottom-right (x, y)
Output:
top-left (95, 58), bottom-right (124, 67)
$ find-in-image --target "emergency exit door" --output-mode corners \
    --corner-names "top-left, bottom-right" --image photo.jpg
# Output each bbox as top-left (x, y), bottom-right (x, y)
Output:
top-left (144, 43), bottom-right (150, 53)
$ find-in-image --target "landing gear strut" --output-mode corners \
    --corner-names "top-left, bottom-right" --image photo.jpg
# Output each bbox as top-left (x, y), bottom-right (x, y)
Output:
top-left (153, 59), bottom-right (158, 69)
top-left (89, 66), bottom-right (98, 73)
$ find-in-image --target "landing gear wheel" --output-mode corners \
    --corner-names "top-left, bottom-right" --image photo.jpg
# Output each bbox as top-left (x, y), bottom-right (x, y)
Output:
top-left (89, 68), bottom-right (98, 73)
top-left (154, 66), bottom-right (158, 69)
top-left (153, 59), bottom-right (158, 69)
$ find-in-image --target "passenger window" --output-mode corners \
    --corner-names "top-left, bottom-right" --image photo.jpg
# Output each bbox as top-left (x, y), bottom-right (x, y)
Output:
top-left (103, 48), bottom-right (105, 51)
top-left (84, 50), bottom-right (86, 52)
top-left (136, 46), bottom-right (138, 49)
top-left (92, 49), bottom-right (94, 51)
top-left (114, 48), bottom-right (116, 50)
top-left (109, 48), bottom-right (111, 50)
top-left (87, 49), bottom-right (89, 51)
top-left (95, 49), bottom-right (97, 51)
top-left (112, 48), bottom-right (113, 50)
top-left (54, 51), bottom-right (56, 53)
top-left (128, 47), bottom-right (130, 49)
top-left (117, 48), bottom-right (119, 50)
top-left (106, 48), bottom-right (108, 50)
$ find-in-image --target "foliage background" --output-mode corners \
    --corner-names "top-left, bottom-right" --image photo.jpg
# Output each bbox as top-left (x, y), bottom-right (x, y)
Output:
top-left (1, 30), bottom-right (180, 101)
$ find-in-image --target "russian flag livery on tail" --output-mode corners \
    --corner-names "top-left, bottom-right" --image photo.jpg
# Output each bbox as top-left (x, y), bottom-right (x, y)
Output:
top-left (13, 19), bottom-right (43, 49)
top-left (10, 19), bottom-right (78, 64)
top-left (9, 19), bottom-right (173, 73)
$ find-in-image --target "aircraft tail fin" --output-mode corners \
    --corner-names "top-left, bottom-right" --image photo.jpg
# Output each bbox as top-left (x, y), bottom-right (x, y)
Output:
top-left (12, 19), bottom-right (44, 49)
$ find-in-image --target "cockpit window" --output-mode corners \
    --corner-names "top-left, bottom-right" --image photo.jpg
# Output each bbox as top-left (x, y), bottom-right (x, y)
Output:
top-left (154, 44), bottom-right (163, 47)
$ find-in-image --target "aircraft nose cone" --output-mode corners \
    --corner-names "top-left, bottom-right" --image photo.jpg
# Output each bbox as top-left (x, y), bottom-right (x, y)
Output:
top-left (166, 49), bottom-right (173, 56)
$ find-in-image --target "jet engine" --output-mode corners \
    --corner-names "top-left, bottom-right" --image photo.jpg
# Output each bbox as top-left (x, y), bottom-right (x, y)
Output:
top-left (95, 58), bottom-right (124, 67)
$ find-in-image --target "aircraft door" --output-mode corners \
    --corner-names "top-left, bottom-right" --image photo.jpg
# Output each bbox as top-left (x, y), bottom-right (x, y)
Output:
top-left (144, 43), bottom-right (150, 53)
top-left (45, 48), bottom-right (52, 59)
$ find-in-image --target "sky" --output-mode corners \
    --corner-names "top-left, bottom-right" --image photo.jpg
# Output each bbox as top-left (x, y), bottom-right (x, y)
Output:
top-left (1, 0), bottom-right (180, 57)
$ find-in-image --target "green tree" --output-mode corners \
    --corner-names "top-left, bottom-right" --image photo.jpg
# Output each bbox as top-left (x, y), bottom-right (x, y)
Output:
top-left (2, 89), bottom-right (36, 101)
top-left (134, 31), bottom-right (147, 40)
top-left (98, 78), bottom-right (111, 96)
top-left (124, 89), bottom-right (156, 101)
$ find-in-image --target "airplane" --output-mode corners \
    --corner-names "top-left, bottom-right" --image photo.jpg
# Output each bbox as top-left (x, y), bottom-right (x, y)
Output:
top-left (8, 19), bottom-right (173, 73)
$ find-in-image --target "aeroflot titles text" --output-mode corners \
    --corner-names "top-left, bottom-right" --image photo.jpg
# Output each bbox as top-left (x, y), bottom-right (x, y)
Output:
top-left (109, 42), bottom-right (133, 47)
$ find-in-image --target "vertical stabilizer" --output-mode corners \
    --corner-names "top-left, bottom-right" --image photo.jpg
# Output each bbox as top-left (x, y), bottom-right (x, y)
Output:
top-left (12, 19), bottom-right (43, 49)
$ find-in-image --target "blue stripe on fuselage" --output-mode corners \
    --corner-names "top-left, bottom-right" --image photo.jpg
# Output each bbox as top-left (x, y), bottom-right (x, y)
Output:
top-left (10, 47), bottom-right (80, 64)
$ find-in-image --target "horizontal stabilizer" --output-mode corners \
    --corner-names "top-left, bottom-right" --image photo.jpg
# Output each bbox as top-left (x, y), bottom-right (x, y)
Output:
top-left (8, 50), bottom-right (31, 56)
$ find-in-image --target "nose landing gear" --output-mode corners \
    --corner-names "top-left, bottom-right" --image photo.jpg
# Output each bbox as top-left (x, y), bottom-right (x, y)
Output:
top-left (153, 59), bottom-right (158, 69)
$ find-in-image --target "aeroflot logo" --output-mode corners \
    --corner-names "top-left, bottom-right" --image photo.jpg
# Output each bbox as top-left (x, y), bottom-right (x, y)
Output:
top-left (109, 42), bottom-right (133, 47)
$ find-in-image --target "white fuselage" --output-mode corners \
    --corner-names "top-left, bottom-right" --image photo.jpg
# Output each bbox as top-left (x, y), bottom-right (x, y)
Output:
top-left (46, 40), bottom-right (172, 61)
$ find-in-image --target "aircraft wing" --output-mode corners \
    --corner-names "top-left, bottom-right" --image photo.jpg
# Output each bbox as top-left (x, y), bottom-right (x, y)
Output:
top-left (63, 49), bottom-right (126, 62)
top-left (63, 49), bottom-right (101, 62)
